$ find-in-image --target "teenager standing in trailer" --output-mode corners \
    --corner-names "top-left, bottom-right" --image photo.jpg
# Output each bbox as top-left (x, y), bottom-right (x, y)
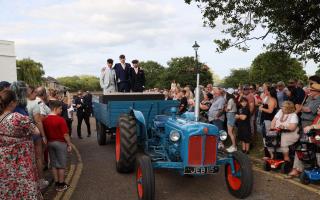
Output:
top-left (113, 54), bottom-right (131, 92)
top-left (100, 59), bottom-right (117, 94)
top-left (130, 59), bottom-right (145, 92)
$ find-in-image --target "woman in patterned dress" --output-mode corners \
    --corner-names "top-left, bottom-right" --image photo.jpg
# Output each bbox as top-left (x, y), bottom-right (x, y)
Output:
top-left (0, 89), bottom-right (43, 200)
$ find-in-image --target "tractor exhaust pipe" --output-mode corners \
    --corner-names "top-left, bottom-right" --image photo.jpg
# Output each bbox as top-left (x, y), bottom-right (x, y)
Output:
top-left (192, 41), bottom-right (200, 122)
top-left (195, 73), bottom-right (200, 122)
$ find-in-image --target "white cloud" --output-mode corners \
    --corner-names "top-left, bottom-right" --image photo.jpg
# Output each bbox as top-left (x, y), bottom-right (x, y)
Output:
top-left (1, 0), bottom-right (317, 79)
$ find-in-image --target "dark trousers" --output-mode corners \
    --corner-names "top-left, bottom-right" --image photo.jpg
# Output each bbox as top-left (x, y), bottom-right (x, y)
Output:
top-left (66, 119), bottom-right (73, 136)
top-left (117, 82), bottom-right (130, 92)
top-left (77, 114), bottom-right (91, 137)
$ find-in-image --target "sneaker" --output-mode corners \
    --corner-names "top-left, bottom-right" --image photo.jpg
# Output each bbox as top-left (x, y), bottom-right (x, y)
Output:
top-left (226, 146), bottom-right (237, 153)
top-left (56, 182), bottom-right (70, 192)
top-left (39, 178), bottom-right (49, 190)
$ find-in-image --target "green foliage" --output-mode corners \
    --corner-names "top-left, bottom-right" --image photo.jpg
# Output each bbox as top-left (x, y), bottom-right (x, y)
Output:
top-left (140, 57), bottom-right (214, 89)
top-left (185, 0), bottom-right (320, 62)
top-left (249, 51), bottom-right (307, 84)
top-left (223, 68), bottom-right (251, 88)
top-left (139, 61), bottom-right (166, 89)
top-left (17, 58), bottom-right (45, 86)
top-left (164, 57), bottom-right (213, 89)
top-left (315, 64), bottom-right (320, 77)
top-left (57, 75), bottom-right (100, 92)
top-left (222, 51), bottom-right (307, 87)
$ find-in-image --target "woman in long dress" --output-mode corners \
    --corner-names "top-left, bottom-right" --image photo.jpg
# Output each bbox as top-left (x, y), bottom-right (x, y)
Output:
top-left (0, 90), bottom-right (43, 200)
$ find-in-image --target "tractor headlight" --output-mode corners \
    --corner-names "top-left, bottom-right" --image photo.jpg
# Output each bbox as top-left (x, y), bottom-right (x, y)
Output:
top-left (219, 130), bottom-right (228, 141)
top-left (169, 131), bottom-right (180, 142)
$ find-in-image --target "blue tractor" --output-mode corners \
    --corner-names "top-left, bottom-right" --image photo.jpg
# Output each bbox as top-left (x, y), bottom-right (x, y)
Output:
top-left (114, 105), bottom-right (253, 200)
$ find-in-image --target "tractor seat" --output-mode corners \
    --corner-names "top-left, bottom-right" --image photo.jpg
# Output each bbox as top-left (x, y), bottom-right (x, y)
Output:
top-left (153, 115), bottom-right (170, 128)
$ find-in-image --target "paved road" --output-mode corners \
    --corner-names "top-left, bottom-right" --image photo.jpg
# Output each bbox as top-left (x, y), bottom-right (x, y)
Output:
top-left (69, 118), bottom-right (319, 200)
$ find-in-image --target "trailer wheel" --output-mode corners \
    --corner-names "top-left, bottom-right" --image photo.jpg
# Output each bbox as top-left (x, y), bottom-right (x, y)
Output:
top-left (136, 155), bottom-right (155, 200)
top-left (225, 151), bottom-right (253, 199)
top-left (96, 119), bottom-right (106, 145)
top-left (299, 172), bottom-right (310, 185)
top-left (115, 114), bottom-right (137, 173)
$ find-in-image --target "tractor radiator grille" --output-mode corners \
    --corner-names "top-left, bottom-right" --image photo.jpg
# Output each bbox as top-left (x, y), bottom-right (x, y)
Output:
top-left (188, 135), bottom-right (217, 166)
top-left (204, 136), bottom-right (217, 165)
top-left (188, 135), bottom-right (202, 165)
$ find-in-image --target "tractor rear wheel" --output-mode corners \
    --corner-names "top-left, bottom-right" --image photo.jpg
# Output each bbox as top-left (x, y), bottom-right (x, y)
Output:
top-left (96, 119), bottom-right (106, 145)
top-left (225, 151), bottom-right (253, 199)
top-left (136, 155), bottom-right (155, 200)
top-left (115, 114), bottom-right (137, 173)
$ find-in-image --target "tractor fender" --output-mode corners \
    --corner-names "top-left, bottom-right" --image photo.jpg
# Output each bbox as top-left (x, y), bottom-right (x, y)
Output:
top-left (131, 109), bottom-right (146, 127)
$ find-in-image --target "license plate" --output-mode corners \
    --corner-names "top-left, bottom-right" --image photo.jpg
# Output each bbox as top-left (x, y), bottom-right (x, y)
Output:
top-left (184, 166), bottom-right (216, 174)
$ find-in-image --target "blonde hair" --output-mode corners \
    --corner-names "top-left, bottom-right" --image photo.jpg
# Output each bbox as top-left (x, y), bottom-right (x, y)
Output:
top-left (282, 101), bottom-right (295, 114)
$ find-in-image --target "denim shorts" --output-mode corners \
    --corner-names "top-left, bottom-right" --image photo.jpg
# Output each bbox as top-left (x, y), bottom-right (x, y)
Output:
top-left (226, 112), bottom-right (236, 127)
top-left (32, 134), bottom-right (42, 142)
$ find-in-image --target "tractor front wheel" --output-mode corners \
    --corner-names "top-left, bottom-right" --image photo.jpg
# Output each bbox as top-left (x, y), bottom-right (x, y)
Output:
top-left (115, 114), bottom-right (137, 173)
top-left (225, 151), bottom-right (253, 199)
top-left (136, 155), bottom-right (155, 200)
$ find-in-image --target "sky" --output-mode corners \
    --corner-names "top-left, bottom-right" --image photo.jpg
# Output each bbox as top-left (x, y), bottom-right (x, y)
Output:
top-left (0, 0), bottom-right (318, 79)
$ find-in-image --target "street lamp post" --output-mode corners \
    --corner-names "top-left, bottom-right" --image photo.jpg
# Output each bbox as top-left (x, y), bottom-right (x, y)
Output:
top-left (192, 41), bottom-right (200, 122)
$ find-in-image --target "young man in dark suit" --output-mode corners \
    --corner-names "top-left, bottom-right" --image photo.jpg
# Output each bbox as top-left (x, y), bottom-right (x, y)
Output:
top-left (130, 59), bottom-right (145, 92)
top-left (113, 54), bottom-right (131, 92)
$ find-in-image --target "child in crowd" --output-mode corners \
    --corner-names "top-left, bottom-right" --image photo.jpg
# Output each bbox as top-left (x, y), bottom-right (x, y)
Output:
top-left (236, 97), bottom-right (251, 154)
top-left (43, 100), bottom-right (73, 192)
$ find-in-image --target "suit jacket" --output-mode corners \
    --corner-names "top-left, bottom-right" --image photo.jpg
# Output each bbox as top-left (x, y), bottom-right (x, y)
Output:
top-left (130, 67), bottom-right (145, 92)
top-left (113, 63), bottom-right (131, 83)
top-left (100, 66), bottom-right (116, 94)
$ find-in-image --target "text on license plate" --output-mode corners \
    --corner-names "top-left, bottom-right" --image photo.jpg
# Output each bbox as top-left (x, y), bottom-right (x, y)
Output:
top-left (184, 166), bottom-right (216, 174)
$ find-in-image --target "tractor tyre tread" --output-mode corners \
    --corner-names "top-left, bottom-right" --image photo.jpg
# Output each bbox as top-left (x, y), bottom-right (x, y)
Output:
top-left (116, 114), bottom-right (137, 173)
top-left (136, 155), bottom-right (155, 200)
top-left (225, 151), bottom-right (253, 199)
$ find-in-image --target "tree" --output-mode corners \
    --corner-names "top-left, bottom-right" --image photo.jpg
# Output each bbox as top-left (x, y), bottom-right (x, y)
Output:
top-left (164, 57), bottom-right (213, 89)
top-left (57, 75), bottom-right (100, 92)
top-left (249, 51), bottom-right (307, 84)
top-left (315, 64), bottom-right (320, 77)
top-left (185, 0), bottom-right (320, 62)
top-left (223, 68), bottom-right (251, 88)
top-left (139, 61), bottom-right (166, 89)
top-left (17, 58), bottom-right (45, 86)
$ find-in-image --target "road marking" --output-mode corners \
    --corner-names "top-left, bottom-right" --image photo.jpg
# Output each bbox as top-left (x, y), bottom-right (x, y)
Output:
top-left (253, 165), bottom-right (320, 196)
top-left (53, 143), bottom-right (83, 200)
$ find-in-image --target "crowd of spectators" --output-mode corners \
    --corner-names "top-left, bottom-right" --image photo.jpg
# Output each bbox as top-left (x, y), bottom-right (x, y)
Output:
top-left (2, 73), bottom-right (320, 198)
top-left (164, 76), bottom-right (320, 177)
top-left (0, 81), bottom-right (78, 199)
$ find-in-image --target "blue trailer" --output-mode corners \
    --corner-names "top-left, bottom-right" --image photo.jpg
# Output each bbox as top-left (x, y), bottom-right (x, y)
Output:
top-left (93, 92), bottom-right (253, 200)
top-left (93, 93), bottom-right (178, 145)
